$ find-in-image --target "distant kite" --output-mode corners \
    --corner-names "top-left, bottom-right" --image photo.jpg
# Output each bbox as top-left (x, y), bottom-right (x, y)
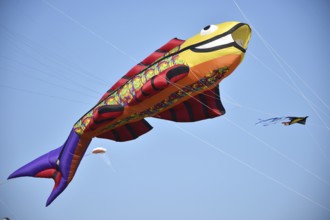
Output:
top-left (256, 116), bottom-right (308, 126)
top-left (8, 21), bottom-right (251, 206)
top-left (92, 147), bottom-right (107, 154)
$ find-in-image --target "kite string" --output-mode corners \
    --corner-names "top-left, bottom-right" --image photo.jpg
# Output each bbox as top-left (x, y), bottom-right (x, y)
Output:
top-left (231, 0), bottom-right (330, 132)
top-left (188, 66), bottom-right (277, 117)
top-left (223, 116), bottom-right (330, 186)
top-left (0, 60), bottom-right (99, 100)
top-left (191, 64), bottom-right (330, 127)
top-left (260, 39), bottom-right (330, 131)
top-left (233, 51), bottom-right (330, 122)
top-left (128, 81), bottom-right (330, 210)
top-left (248, 49), bottom-right (330, 121)
top-left (174, 124), bottom-right (330, 212)
top-left (41, 0), bottom-right (138, 63)
top-left (304, 126), bottom-right (330, 165)
top-left (0, 25), bottom-right (105, 96)
top-left (0, 84), bottom-right (91, 105)
top-left (186, 66), bottom-right (330, 185)
top-left (161, 78), bottom-right (330, 187)
top-left (275, 49), bottom-right (330, 111)
top-left (189, 69), bottom-right (330, 184)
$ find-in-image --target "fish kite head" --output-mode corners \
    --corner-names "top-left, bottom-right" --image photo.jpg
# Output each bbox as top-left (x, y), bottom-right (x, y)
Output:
top-left (179, 21), bottom-right (251, 80)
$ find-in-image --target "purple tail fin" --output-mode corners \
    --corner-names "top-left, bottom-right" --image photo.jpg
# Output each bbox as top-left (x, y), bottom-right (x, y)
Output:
top-left (8, 129), bottom-right (90, 206)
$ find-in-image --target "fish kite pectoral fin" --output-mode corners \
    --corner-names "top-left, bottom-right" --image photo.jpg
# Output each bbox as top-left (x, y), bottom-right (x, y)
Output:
top-left (155, 85), bottom-right (225, 122)
top-left (97, 119), bottom-right (153, 142)
top-left (129, 65), bottom-right (190, 106)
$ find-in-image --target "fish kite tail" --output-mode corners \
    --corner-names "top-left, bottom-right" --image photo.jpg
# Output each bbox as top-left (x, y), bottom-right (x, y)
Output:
top-left (8, 129), bottom-right (91, 206)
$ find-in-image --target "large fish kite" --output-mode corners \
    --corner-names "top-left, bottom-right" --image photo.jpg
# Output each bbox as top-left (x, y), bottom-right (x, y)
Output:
top-left (9, 21), bottom-right (251, 206)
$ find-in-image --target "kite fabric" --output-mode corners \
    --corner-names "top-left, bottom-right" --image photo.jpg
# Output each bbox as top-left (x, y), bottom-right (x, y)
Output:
top-left (256, 116), bottom-right (308, 126)
top-left (8, 21), bottom-right (251, 206)
top-left (282, 116), bottom-right (308, 126)
top-left (92, 147), bottom-right (107, 154)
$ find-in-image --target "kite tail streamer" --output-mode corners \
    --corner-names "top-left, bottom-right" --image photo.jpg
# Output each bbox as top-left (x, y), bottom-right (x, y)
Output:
top-left (8, 129), bottom-right (91, 206)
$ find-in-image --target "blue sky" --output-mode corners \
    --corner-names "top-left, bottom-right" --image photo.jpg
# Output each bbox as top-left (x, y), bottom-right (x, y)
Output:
top-left (1, 0), bottom-right (329, 219)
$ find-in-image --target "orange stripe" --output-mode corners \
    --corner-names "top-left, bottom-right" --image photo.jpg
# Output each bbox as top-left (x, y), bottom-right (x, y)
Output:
top-left (68, 137), bottom-right (91, 182)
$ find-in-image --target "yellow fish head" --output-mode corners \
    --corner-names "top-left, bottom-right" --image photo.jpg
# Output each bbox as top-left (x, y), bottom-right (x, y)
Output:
top-left (179, 21), bottom-right (251, 79)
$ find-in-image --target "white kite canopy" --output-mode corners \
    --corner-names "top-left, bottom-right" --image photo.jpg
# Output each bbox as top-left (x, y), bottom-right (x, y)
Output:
top-left (92, 147), bottom-right (107, 154)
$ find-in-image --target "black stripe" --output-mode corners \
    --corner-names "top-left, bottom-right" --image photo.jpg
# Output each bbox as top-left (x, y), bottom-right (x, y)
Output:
top-left (98, 105), bottom-right (124, 114)
top-left (125, 124), bottom-right (137, 139)
top-left (166, 66), bottom-right (189, 82)
top-left (198, 94), bottom-right (210, 118)
top-left (134, 96), bottom-right (142, 103)
top-left (141, 119), bottom-right (153, 130)
top-left (122, 75), bottom-right (131, 80)
top-left (112, 129), bottom-right (120, 141)
top-left (93, 117), bottom-right (116, 125)
top-left (183, 102), bottom-right (194, 121)
top-left (51, 170), bottom-right (58, 179)
top-left (151, 77), bottom-right (161, 91)
top-left (141, 88), bottom-right (149, 96)
top-left (214, 85), bottom-right (220, 97)
top-left (191, 42), bottom-right (246, 53)
top-left (156, 49), bottom-right (166, 53)
top-left (214, 86), bottom-right (225, 115)
top-left (169, 108), bottom-right (177, 121)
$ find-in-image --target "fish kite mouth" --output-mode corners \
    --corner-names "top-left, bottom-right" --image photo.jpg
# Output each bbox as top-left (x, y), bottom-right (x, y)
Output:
top-left (191, 23), bottom-right (251, 53)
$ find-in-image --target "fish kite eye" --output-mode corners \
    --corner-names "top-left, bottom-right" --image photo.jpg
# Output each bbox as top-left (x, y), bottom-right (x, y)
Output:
top-left (200, 24), bottom-right (218, 36)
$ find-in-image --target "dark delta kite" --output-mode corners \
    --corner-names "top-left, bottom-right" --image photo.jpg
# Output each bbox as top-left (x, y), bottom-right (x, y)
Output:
top-left (256, 116), bottom-right (308, 126)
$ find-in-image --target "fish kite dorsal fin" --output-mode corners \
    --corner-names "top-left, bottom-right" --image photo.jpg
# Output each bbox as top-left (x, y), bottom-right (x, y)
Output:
top-left (154, 85), bottom-right (225, 122)
top-left (98, 38), bottom-right (185, 102)
top-left (97, 119), bottom-right (153, 142)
